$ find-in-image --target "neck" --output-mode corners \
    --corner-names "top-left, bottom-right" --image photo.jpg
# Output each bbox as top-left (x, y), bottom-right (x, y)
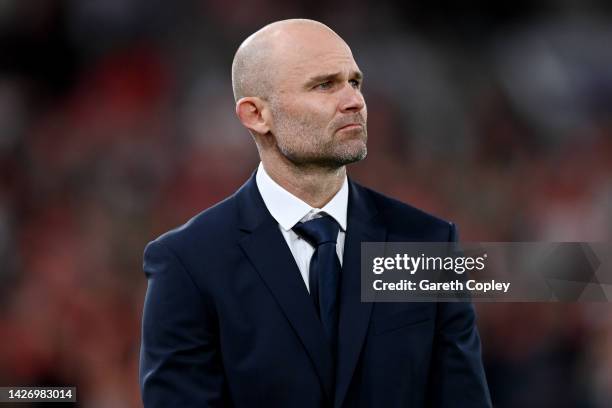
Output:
top-left (261, 156), bottom-right (346, 209)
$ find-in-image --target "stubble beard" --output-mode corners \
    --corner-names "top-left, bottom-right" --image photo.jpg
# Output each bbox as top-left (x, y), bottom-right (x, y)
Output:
top-left (272, 112), bottom-right (368, 170)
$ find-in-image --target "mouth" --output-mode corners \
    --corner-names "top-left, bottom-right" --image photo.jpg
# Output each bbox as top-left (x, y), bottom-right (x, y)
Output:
top-left (337, 123), bottom-right (363, 132)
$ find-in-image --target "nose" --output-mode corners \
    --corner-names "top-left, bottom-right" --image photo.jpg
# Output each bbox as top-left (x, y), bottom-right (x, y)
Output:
top-left (339, 83), bottom-right (365, 113)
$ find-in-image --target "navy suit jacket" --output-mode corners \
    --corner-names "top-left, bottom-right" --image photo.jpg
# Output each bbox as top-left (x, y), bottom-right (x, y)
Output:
top-left (140, 172), bottom-right (491, 407)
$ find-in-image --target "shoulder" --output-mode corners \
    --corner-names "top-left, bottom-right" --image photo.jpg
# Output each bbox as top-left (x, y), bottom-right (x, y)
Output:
top-left (146, 193), bottom-right (240, 259)
top-left (352, 181), bottom-right (456, 241)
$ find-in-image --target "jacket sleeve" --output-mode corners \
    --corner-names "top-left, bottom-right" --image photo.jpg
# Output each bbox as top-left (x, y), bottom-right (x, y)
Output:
top-left (427, 222), bottom-right (492, 407)
top-left (140, 239), bottom-right (230, 407)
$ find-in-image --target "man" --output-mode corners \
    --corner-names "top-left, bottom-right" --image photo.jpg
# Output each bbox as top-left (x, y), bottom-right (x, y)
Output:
top-left (140, 19), bottom-right (491, 407)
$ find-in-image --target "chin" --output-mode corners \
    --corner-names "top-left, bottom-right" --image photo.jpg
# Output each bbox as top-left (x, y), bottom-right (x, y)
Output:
top-left (334, 143), bottom-right (368, 166)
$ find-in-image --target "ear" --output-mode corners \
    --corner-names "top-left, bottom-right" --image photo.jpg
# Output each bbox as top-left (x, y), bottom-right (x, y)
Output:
top-left (235, 97), bottom-right (271, 135)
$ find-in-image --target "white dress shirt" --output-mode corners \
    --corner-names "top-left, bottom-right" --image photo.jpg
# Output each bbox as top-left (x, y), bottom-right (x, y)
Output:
top-left (255, 162), bottom-right (348, 293)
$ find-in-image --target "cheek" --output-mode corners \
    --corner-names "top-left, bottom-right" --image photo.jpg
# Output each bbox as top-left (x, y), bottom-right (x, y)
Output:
top-left (361, 103), bottom-right (368, 120)
top-left (304, 100), bottom-right (336, 126)
top-left (272, 95), bottom-right (337, 135)
top-left (287, 103), bottom-right (331, 128)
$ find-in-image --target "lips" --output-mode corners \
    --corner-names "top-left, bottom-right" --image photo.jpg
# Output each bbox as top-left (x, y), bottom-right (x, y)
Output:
top-left (337, 123), bottom-right (362, 131)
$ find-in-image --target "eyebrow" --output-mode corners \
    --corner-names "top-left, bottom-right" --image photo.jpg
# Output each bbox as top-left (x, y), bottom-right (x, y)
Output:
top-left (304, 70), bottom-right (363, 88)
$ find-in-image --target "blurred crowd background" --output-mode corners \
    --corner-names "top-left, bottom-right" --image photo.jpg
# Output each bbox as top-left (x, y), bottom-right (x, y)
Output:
top-left (0, 0), bottom-right (611, 406)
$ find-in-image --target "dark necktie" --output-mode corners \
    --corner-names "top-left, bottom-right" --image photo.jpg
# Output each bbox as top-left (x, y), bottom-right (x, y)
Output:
top-left (293, 215), bottom-right (341, 354)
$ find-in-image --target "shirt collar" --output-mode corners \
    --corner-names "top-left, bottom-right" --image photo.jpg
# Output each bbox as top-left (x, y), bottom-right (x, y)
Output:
top-left (256, 162), bottom-right (348, 232)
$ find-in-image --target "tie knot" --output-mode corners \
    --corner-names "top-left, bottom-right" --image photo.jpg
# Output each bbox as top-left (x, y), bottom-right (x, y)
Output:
top-left (293, 215), bottom-right (340, 247)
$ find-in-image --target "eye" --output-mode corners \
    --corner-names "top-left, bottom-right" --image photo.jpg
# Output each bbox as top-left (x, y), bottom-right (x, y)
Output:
top-left (314, 81), bottom-right (333, 90)
top-left (349, 79), bottom-right (361, 89)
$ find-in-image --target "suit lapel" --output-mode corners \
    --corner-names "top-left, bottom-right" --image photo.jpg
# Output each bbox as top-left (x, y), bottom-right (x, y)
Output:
top-left (235, 173), bottom-right (335, 402)
top-left (334, 181), bottom-right (387, 408)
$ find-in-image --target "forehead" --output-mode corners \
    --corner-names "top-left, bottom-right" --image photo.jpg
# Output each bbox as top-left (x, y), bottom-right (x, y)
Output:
top-left (274, 32), bottom-right (360, 83)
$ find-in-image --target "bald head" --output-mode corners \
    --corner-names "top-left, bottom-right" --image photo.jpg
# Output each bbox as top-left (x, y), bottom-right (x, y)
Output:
top-left (231, 19), bottom-right (346, 102)
top-left (232, 18), bottom-right (367, 174)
